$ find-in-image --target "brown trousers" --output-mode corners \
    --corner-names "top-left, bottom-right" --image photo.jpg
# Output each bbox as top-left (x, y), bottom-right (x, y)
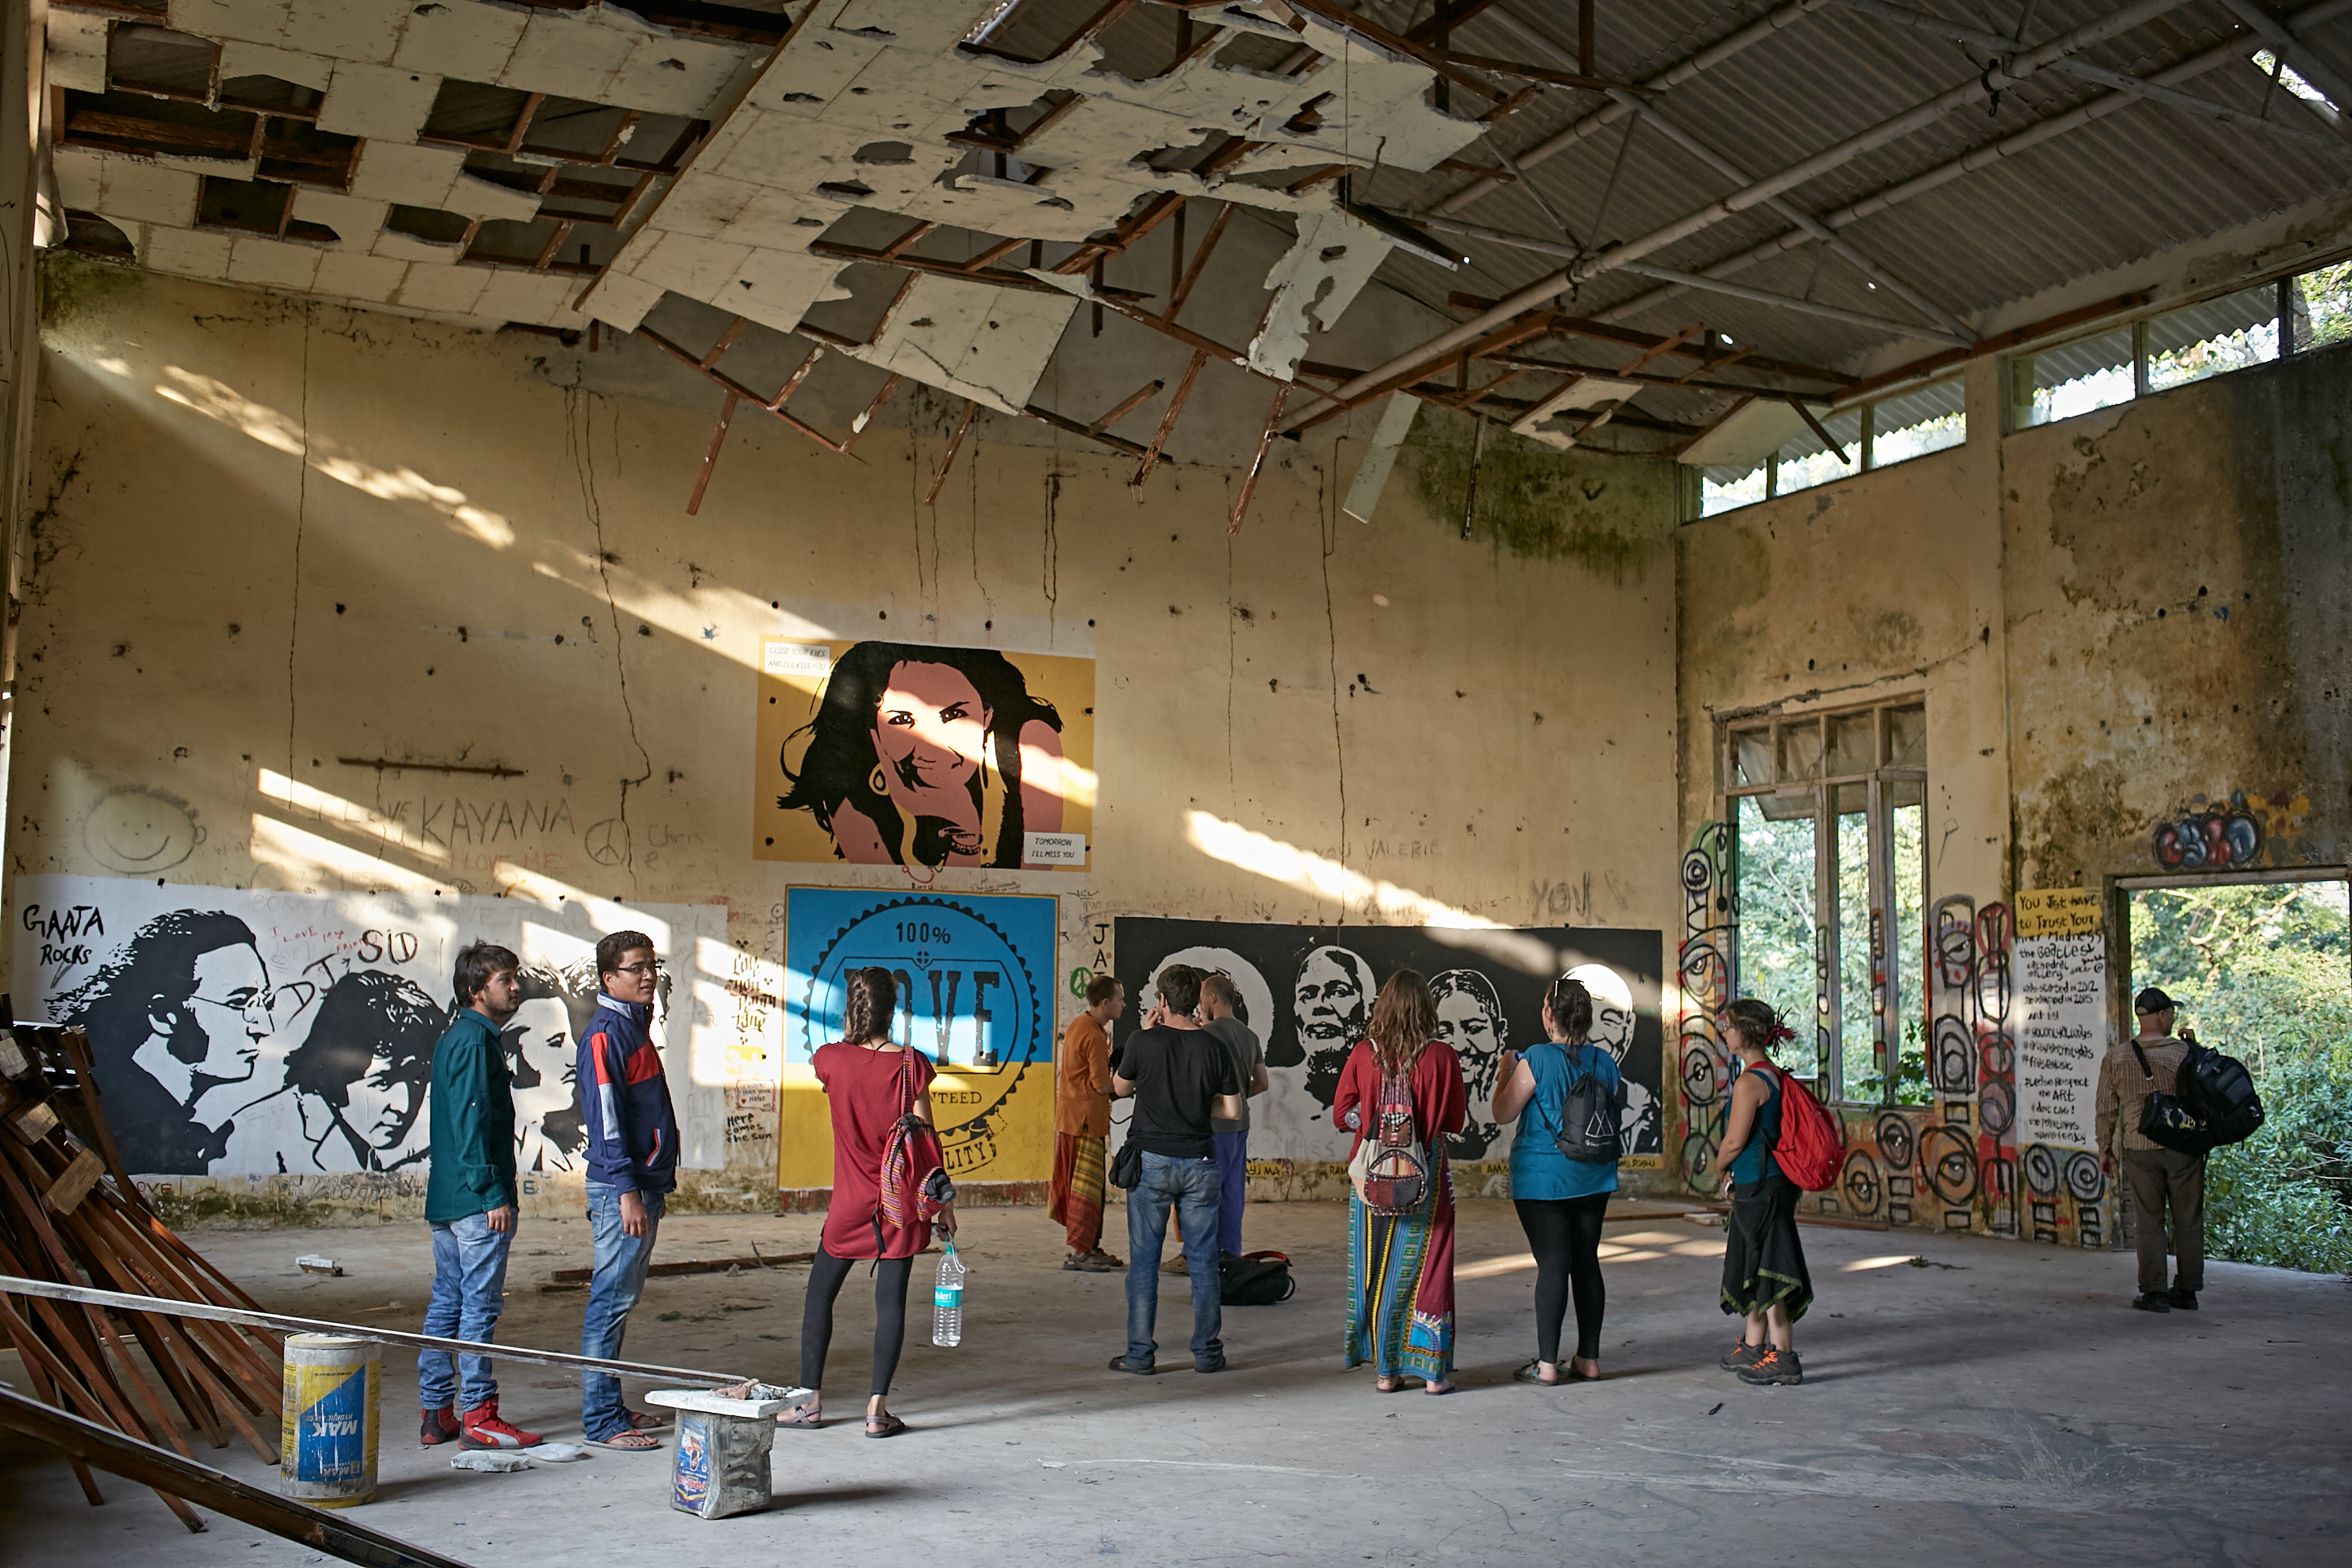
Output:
top-left (2123, 1147), bottom-right (2205, 1295)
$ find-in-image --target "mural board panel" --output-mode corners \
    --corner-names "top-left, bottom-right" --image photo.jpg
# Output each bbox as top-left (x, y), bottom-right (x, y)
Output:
top-left (11, 874), bottom-right (732, 1178)
top-left (2013, 888), bottom-right (2106, 1152)
top-left (778, 887), bottom-right (1058, 1190)
top-left (754, 638), bottom-right (1094, 874)
top-left (1110, 919), bottom-right (1664, 1167)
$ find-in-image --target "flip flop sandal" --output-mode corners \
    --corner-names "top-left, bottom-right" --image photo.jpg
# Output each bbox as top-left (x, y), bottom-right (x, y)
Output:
top-left (1374, 1376), bottom-right (1403, 1393)
top-left (775, 1405), bottom-right (823, 1429)
top-left (1565, 1365), bottom-right (1602, 1383)
top-left (1512, 1361), bottom-right (1561, 1385)
top-left (1420, 1379), bottom-right (1457, 1396)
top-left (627, 1410), bottom-right (672, 1431)
top-left (864, 1412), bottom-right (909, 1439)
top-left (585, 1430), bottom-right (663, 1451)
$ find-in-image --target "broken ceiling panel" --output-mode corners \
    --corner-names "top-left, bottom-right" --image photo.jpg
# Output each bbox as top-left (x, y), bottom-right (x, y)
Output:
top-left (1677, 399), bottom-right (1812, 471)
top-left (217, 38), bottom-right (335, 92)
top-left (1512, 377), bottom-right (1646, 452)
top-left (316, 61), bottom-right (443, 141)
top-left (849, 273), bottom-right (1078, 416)
top-left (46, 10), bottom-right (111, 94)
top-left (1249, 209), bottom-right (1386, 379)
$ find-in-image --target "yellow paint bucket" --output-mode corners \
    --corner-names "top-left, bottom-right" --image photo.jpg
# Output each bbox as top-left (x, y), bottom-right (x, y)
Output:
top-left (280, 1333), bottom-right (379, 1508)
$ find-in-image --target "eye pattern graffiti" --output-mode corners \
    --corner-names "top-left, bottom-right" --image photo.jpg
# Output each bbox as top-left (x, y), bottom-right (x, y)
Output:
top-left (1675, 823), bottom-right (1733, 1195)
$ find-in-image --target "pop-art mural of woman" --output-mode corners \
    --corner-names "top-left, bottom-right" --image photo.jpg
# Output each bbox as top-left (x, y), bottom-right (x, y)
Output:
top-left (776, 642), bottom-right (1067, 875)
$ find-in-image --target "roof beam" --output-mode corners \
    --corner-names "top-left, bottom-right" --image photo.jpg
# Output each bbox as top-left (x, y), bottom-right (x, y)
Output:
top-left (1597, 0), bottom-right (2352, 329)
top-left (1826, 0), bottom-right (2352, 154)
top-left (1285, 0), bottom-right (2198, 429)
top-left (2216, 0), bottom-right (2352, 124)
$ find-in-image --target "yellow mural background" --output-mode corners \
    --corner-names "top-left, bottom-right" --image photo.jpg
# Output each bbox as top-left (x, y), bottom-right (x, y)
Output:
top-left (753, 638), bottom-right (1095, 867)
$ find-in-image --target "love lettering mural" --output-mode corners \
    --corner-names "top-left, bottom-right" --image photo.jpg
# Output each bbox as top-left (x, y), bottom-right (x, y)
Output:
top-left (754, 639), bottom-right (1095, 877)
top-left (12, 874), bottom-right (730, 1178)
top-left (777, 887), bottom-right (1058, 1191)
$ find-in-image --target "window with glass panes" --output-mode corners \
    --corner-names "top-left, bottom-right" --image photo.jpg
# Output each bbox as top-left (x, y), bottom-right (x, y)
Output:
top-left (1723, 701), bottom-right (1929, 1105)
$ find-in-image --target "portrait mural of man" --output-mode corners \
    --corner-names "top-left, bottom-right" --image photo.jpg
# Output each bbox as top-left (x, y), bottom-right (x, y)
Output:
top-left (1115, 919), bottom-right (1664, 1168)
top-left (15, 875), bottom-right (729, 1179)
top-left (754, 639), bottom-right (1095, 875)
top-left (50, 909), bottom-right (278, 1174)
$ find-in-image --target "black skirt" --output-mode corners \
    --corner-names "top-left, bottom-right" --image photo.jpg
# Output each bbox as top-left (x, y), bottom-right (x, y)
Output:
top-left (1720, 1166), bottom-right (1813, 1321)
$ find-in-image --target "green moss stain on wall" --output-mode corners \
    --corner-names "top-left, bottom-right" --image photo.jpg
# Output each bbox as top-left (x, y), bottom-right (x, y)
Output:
top-left (1404, 408), bottom-right (1675, 575)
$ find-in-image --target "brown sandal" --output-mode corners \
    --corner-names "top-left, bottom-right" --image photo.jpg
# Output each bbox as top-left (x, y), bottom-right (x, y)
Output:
top-left (864, 1411), bottom-right (908, 1439)
top-left (775, 1403), bottom-right (822, 1428)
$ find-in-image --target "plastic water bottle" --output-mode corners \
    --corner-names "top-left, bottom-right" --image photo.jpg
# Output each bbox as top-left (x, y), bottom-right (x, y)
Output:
top-left (932, 1239), bottom-right (965, 1348)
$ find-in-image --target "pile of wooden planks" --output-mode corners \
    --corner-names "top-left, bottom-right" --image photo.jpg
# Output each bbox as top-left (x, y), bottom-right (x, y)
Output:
top-left (0, 1020), bottom-right (284, 1533)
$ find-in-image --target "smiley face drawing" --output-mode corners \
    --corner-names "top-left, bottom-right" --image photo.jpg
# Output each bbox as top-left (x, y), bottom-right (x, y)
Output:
top-left (83, 786), bottom-right (203, 875)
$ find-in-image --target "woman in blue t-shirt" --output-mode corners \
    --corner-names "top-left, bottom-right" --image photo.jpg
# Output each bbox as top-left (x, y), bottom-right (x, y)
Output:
top-left (1492, 974), bottom-right (1622, 1386)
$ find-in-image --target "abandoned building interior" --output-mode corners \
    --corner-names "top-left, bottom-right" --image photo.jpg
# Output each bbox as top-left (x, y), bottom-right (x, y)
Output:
top-left (0, 0), bottom-right (2349, 1563)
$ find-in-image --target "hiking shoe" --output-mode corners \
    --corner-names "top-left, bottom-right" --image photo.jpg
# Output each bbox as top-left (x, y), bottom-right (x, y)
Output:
top-left (459, 1399), bottom-right (543, 1449)
top-left (2132, 1293), bottom-right (2172, 1313)
top-left (1736, 1348), bottom-right (1802, 1386)
top-left (1720, 1340), bottom-right (1766, 1371)
top-left (419, 1406), bottom-right (460, 1447)
top-left (1161, 1254), bottom-right (1188, 1275)
top-left (2168, 1290), bottom-right (2198, 1311)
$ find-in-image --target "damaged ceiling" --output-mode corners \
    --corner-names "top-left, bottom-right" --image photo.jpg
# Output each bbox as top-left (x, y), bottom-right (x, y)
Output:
top-left (39, 0), bottom-right (2352, 504)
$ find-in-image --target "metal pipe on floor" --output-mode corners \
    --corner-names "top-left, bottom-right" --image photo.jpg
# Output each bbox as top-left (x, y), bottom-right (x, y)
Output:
top-left (1289, 0), bottom-right (2196, 426)
top-left (0, 1275), bottom-right (756, 1390)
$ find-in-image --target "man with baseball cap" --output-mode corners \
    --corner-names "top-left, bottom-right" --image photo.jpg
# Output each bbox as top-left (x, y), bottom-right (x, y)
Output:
top-left (2093, 987), bottom-right (2205, 1312)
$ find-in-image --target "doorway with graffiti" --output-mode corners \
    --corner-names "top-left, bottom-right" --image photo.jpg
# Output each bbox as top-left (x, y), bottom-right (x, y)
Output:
top-left (2123, 871), bottom-right (2352, 1274)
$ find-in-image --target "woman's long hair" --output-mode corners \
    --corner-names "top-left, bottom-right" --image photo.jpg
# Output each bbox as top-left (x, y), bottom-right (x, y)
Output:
top-left (843, 966), bottom-right (898, 1045)
top-left (1544, 974), bottom-right (1593, 1044)
top-left (1366, 968), bottom-right (1438, 1077)
top-left (777, 642), bottom-right (1062, 871)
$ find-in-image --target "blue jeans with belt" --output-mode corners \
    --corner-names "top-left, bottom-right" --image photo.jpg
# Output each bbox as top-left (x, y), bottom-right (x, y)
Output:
top-left (1125, 1152), bottom-right (1223, 1368)
top-left (418, 1211), bottom-right (514, 1411)
top-left (580, 1180), bottom-right (665, 1441)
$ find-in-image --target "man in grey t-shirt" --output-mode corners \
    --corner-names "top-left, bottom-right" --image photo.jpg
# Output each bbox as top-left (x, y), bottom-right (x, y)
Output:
top-left (1200, 973), bottom-right (1268, 1257)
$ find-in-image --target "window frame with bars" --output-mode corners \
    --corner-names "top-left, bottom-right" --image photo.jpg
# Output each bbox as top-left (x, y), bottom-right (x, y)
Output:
top-left (1721, 697), bottom-right (1931, 1107)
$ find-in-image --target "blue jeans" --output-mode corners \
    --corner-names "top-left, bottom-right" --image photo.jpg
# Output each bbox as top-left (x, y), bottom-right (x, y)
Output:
top-left (581, 1180), bottom-right (665, 1440)
top-left (1125, 1152), bottom-right (1223, 1367)
top-left (1214, 1129), bottom-right (1249, 1255)
top-left (418, 1212), bottom-right (514, 1411)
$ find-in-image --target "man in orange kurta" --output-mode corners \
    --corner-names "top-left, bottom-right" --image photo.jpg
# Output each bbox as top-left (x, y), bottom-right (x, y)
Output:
top-left (1050, 975), bottom-right (1125, 1270)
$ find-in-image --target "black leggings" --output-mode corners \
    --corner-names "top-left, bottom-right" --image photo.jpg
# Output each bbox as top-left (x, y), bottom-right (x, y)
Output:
top-left (1514, 1194), bottom-right (1610, 1364)
top-left (801, 1246), bottom-right (914, 1396)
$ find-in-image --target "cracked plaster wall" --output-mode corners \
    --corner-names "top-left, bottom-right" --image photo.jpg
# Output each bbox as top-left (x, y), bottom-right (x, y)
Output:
top-left (1673, 341), bottom-right (2352, 1243)
top-left (7, 264), bottom-right (1679, 1218)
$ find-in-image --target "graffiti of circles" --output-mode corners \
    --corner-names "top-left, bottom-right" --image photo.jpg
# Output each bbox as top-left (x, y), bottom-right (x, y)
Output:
top-left (1839, 1150), bottom-right (1883, 1215)
top-left (1873, 1111), bottom-right (1917, 1173)
top-left (1920, 1125), bottom-right (1980, 1205)
top-left (1976, 1080), bottom-right (2014, 1138)
top-left (1680, 1040), bottom-right (1726, 1107)
top-left (1931, 1014), bottom-right (1975, 1093)
top-left (2020, 1142), bottom-right (2061, 1198)
top-left (1679, 1128), bottom-right (1721, 1188)
top-left (1977, 1031), bottom-right (2015, 1079)
top-left (2062, 1149), bottom-right (2108, 1204)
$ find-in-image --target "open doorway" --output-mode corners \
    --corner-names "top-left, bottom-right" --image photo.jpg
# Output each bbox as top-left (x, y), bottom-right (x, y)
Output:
top-left (2124, 874), bottom-right (2351, 1274)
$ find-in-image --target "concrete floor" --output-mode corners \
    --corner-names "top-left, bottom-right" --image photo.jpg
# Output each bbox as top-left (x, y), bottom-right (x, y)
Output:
top-left (2, 1197), bottom-right (2345, 1566)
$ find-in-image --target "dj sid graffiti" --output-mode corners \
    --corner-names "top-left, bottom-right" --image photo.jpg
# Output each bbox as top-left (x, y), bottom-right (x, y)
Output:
top-left (786, 889), bottom-right (1054, 1178)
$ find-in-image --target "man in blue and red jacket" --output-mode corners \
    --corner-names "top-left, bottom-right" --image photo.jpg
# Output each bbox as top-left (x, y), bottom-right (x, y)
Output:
top-left (576, 929), bottom-right (680, 1451)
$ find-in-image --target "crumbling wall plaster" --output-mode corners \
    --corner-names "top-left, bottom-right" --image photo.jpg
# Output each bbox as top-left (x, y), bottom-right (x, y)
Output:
top-left (13, 263), bottom-right (1678, 1215)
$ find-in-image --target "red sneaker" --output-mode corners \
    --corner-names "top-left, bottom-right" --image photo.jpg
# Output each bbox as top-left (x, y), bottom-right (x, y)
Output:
top-left (420, 1406), bottom-right (460, 1446)
top-left (459, 1399), bottom-right (543, 1449)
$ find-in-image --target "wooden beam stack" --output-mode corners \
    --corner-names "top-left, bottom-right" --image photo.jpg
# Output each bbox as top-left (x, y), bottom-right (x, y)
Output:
top-left (0, 1018), bottom-right (284, 1533)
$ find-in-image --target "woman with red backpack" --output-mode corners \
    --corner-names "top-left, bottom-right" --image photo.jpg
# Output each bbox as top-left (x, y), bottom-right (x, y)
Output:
top-left (1710, 997), bottom-right (1815, 1387)
top-left (1334, 969), bottom-right (1468, 1395)
top-left (777, 968), bottom-right (956, 1437)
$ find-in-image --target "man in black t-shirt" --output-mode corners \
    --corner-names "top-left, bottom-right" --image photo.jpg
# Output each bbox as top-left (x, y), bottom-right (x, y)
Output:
top-left (1109, 964), bottom-right (1243, 1374)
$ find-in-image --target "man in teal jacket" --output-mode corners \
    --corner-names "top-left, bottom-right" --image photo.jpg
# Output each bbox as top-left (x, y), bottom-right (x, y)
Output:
top-left (419, 942), bottom-right (541, 1450)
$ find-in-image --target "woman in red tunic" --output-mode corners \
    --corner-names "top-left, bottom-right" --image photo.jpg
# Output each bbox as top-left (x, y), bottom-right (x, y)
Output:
top-left (777, 969), bottom-right (956, 1437)
top-left (1334, 969), bottom-right (1467, 1395)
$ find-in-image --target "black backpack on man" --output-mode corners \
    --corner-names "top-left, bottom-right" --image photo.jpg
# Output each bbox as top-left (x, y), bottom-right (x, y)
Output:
top-left (2134, 1031), bottom-right (2265, 1156)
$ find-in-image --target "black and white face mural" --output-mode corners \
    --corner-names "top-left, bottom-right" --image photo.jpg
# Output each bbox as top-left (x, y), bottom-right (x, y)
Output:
top-left (1111, 919), bottom-right (1666, 1165)
top-left (14, 875), bottom-right (728, 1178)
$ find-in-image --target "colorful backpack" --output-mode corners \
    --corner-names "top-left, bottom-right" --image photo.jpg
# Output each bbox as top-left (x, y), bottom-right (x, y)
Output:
top-left (1770, 1068), bottom-right (1845, 1191)
top-left (1348, 1069), bottom-right (1431, 1215)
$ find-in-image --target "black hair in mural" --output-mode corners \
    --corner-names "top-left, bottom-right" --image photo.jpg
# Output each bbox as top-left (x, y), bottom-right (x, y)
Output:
top-left (283, 970), bottom-right (445, 1171)
top-left (53, 909), bottom-right (266, 1174)
top-left (777, 641), bottom-right (1062, 872)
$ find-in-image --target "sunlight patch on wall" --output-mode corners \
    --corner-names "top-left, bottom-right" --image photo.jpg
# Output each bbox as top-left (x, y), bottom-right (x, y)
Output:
top-left (1185, 810), bottom-right (1498, 929)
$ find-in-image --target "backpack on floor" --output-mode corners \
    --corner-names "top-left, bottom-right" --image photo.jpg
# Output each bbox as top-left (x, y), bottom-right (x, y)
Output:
top-left (1769, 1070), bottom-right (1844, 1191)
top-left (2133, 1040), bottom-right (2216, 1156)
top-left (1552, 1045), bottom-right (1625, 1164)
top-left (2176, 1040), bottom-right (2265, 1148)
top-left (1219, 1250), bottom-right (1296, 1306)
